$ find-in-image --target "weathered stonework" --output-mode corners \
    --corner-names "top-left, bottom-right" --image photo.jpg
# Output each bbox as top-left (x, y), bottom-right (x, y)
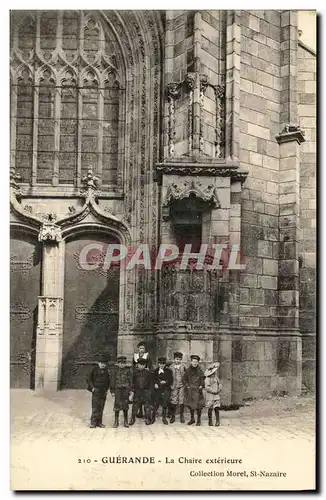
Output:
top-left (10, 10), bottom-right (316, 402)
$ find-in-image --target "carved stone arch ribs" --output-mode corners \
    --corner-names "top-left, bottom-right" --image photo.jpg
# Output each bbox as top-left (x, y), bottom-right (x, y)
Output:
top-left (124, 11), bottom-right (148, 327)
top-left (11, 11), bottom-right (37, 66)
top-left (100, 11), bottom-right (141, 330)
top-left (112, 10), bottom-right (163, 328)
top-left (163, 179), bottom-right (221, 223)
top-left (139, 10), bottom-right (163, 326)
top-left (36, 65), bottom-right (56, 85)
top-left (100, 11), bottom-right (136, 229)
top-left (60, 67), bottom-right (77, 86)
top-left (224, 11), bottom-right (241, 162)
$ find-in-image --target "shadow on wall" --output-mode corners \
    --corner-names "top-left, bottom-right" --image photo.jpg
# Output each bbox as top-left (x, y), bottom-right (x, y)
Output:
top-left (60, 281), bottom-right (119, 389)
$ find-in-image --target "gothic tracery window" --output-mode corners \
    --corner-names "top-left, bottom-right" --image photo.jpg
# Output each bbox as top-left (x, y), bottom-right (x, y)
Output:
top-left (10, 11), bottom-right (125, 188)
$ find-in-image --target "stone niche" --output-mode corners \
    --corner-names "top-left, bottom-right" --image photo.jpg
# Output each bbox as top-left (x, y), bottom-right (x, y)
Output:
top-left (157, 173), bottom-right (233, 368)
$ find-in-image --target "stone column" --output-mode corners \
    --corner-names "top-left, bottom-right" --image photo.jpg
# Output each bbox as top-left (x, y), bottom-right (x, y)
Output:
top-left (276, 128), bottom-right (304, 394)
top-left (225, 10), bottom-right (241, 161)
top-left (275, 10), bottom-right (305, 395)
top-left (35, 221), bottom-right (64, 391)
top-left (229, 180), bottom-right (243, 405)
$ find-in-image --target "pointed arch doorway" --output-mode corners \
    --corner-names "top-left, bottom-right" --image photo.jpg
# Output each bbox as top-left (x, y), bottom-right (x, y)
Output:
top-left (61, 232), bottom-right (120, 388)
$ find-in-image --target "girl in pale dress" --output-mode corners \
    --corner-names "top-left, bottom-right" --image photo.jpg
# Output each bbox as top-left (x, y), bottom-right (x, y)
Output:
top-left (204, 362), bottom-right (221, 426)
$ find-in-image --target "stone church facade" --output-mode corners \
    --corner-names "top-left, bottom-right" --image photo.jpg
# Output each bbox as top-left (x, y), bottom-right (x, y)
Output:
top-left (10, 10), bottom-right (316, 404)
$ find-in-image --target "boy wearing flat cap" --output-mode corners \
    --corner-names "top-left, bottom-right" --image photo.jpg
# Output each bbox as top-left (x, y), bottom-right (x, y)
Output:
top-left (132, 341), bottom-right (153, 418)
top-left (152, 357), bottom-right (173, 425)
top-left (169, 352), bottom-right (186, 424)
top-left (86, 354), bottom-right (110, 428)
top-left (110, 355), bottom-right (133, 428)
top-left (129, 358), bottom-right (153, 426)
top-left (182, 355), bottom-right (205, 426)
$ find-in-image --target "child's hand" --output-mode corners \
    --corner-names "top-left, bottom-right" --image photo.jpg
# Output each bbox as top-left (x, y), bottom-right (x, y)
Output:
top-left (154, 383), bottom-right (159, 389)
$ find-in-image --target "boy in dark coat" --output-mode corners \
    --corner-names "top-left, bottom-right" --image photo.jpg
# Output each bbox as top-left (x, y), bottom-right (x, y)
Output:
top-left (129, 358), bottom-right (153, 426)
top-left (183, 355), bottom-right (205, 426)
top-left (152, 357), bottom-right (173, 425)
top-left (132, 341), bottom-right (152, 418)
top-left (110, 355), bottom-right (133, 428)
top-left (86, 355), bottom-right (110, 428)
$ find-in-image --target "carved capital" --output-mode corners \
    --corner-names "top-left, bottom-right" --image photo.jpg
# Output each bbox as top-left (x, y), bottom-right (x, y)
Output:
top-left (230, 170), bottom-right (248, 184)
top-left (166, 82), bottom-right (180, 100)
top-left (38, 222), bottom-right (62, 244)
top-left (276, 124), bottom-right (306, 145)
top-left (184, 72), bottom-right (196, 91)
top-left (213, 84), bottom-right (225, 100)
top-left (10, 167), bottom-right (22, 200)
top-left (164, 180), bottom-right (220, 209)
top-left (200, 74), bottom-right (209, 94)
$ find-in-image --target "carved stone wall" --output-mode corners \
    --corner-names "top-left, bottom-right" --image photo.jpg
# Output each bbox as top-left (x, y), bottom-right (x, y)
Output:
top-left (10, 10), bottom-right (316, 402)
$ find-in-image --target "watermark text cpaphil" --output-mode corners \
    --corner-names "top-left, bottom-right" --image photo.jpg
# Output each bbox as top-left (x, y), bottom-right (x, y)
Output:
top-left (77, 243), bottom-right (247, 271)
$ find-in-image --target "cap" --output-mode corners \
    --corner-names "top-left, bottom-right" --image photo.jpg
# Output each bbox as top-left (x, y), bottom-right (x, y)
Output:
top-left (173, 351), bottom-right (183, 359)
top-left (190, 355), bottom-right (200, 361)
top-left (138, 358), bottom-right (147, 365)
top-left (158, 356), bottom-right (167, 363)
top-left (204, 362), bottom-right (220, 377)
top-left (97, 354), bottom-right (108, 363)
top-left (117, 356), bottom-right (127, 362)
top-left (137, 341), bottom-right (147, 349)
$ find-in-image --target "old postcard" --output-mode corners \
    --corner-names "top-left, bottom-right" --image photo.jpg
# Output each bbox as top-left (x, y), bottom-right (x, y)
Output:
top-left (10, 8), bottom-right (316, 491)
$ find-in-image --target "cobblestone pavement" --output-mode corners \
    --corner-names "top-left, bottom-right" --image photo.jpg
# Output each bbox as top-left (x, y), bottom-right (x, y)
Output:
top-left (10, 390), bottom-right (316, 491)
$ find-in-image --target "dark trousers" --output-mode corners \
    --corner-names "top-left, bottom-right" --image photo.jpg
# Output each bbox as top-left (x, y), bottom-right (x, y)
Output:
top-left (153, 389), bottom-right (170, 410)
top-left (132, 390), bottom-right (151, 420)
top-left (90, 389), bottom-right (107, 425)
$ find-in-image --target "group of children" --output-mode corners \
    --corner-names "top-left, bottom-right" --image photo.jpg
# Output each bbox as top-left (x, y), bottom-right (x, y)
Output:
top-left (86, 342), bottom-right (221, 429)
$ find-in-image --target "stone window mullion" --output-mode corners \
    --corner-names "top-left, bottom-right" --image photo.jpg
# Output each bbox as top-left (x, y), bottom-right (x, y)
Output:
top-left (32, 83), bottom-right (39, 187)
top-left (117, 86), bottom-right (124, 190)
top-left (31, 12), bottom-right (41, 186)
top-left (76, 15), bottom-right (84, 189)
top-left (53, 86), bottom-right (61, 186)
top-left (52, 11), bottom-right (63, 187)
top-left (10, 25), bottom-right (18, 174)
top-left (76, 89), bottom-right (82, 188)
top-left (97, 86), bottom-right (104, 187)
top-left (10, 80), bottom-right (18, 172)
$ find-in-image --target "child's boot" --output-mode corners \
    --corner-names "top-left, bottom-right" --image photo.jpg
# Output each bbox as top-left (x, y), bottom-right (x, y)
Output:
top-left (180, 404), bottom-right (185, 423)
top-left (123, 409), bottom-right (129, 427)
top-left (113, 411), bottom-right (119, 428)
top-left (162, 408), bottom-right (168, 425)
top-left (214, 408), bottom-right (220, 427)
top-left (169, 404), bottom-right (176, 424)
top-left (187, 409), bottom-right (195, 425)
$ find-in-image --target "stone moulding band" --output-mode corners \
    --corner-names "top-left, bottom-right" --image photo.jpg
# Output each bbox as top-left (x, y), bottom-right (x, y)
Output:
top-left (155, 162), bottom-right (248, 183)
